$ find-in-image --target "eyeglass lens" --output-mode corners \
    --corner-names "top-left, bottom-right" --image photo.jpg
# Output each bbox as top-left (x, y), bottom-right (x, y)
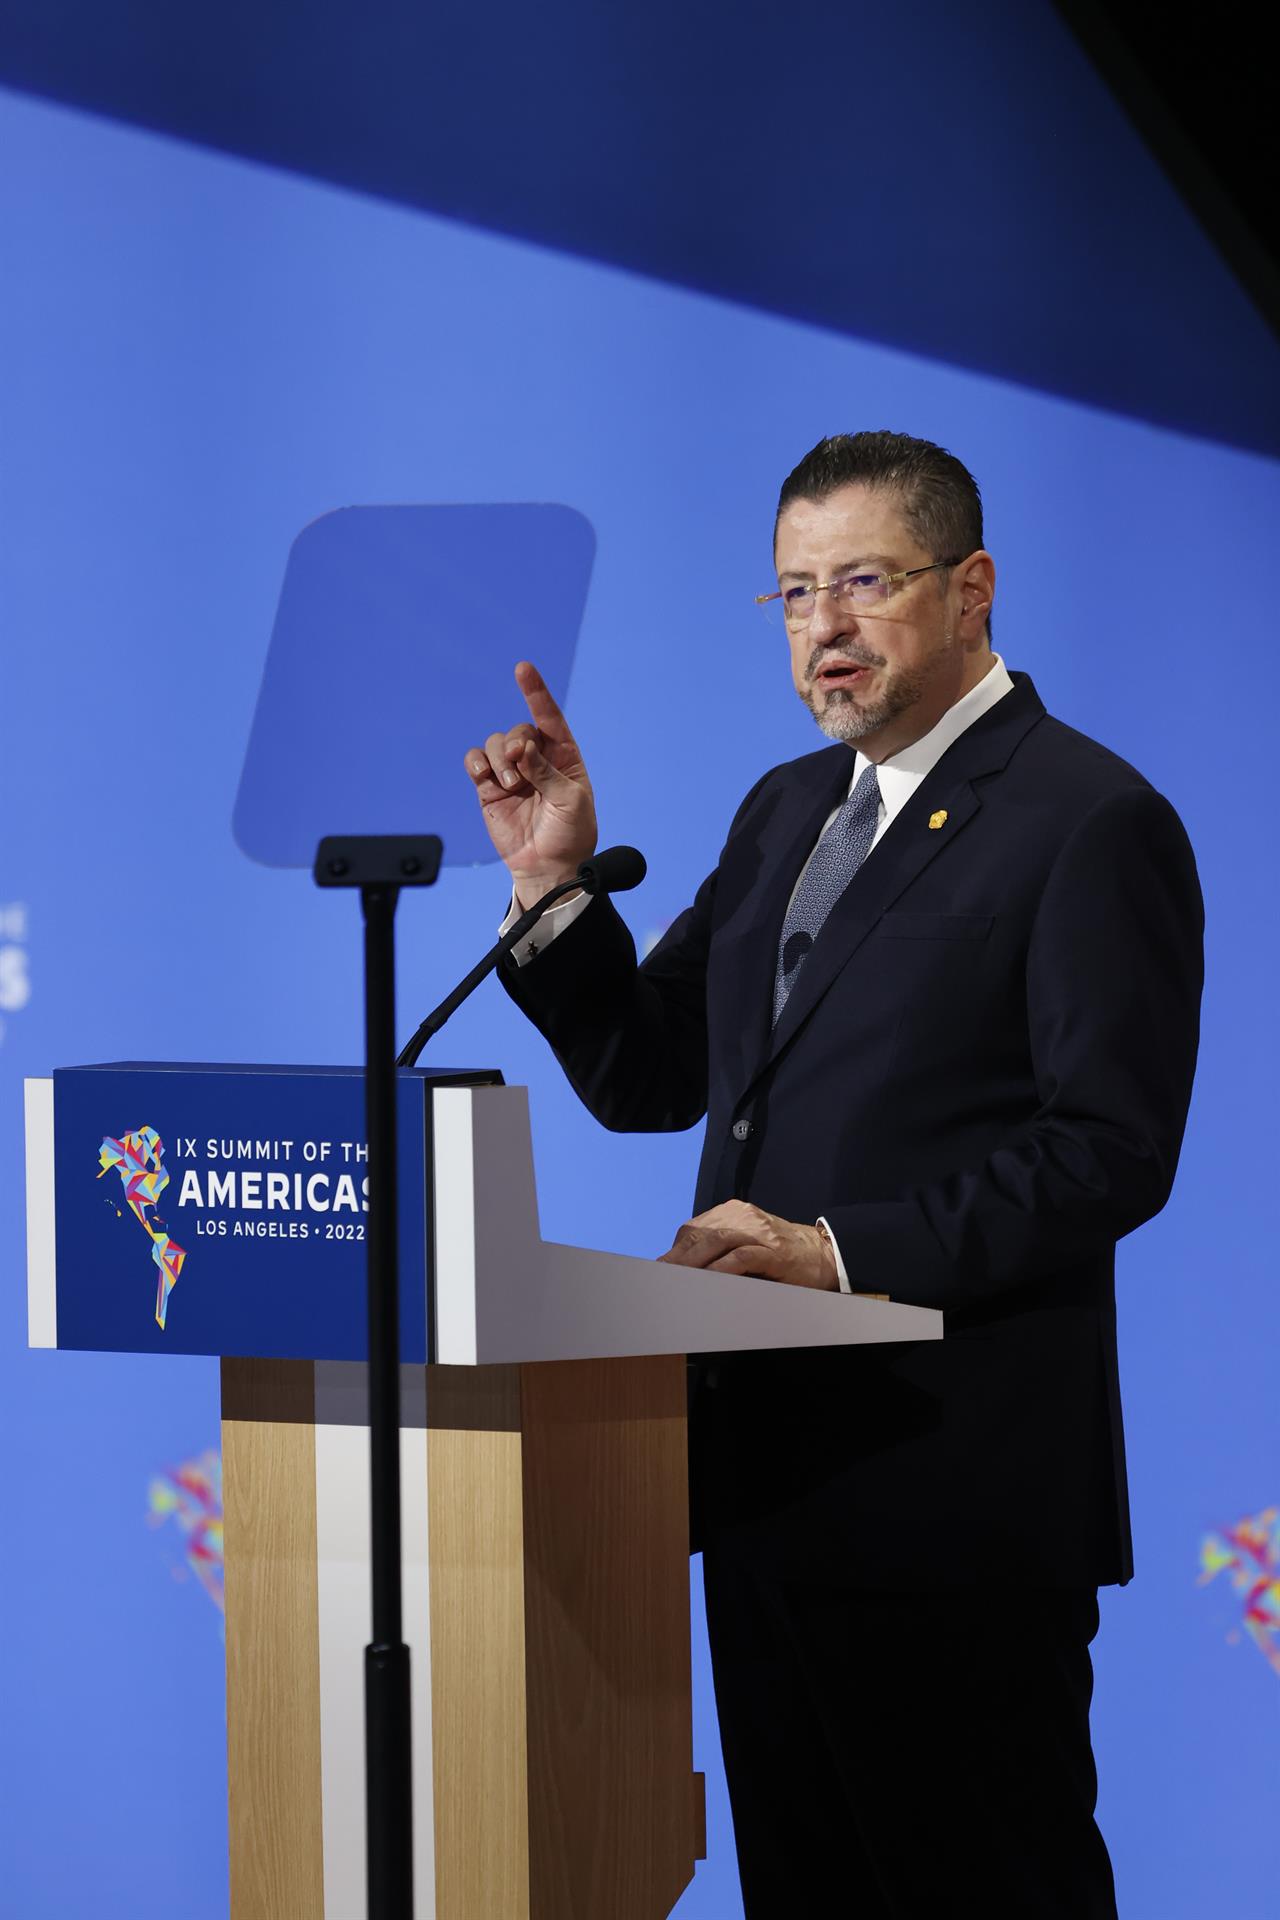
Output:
top-left (777, 573), bottom-right (889, 624)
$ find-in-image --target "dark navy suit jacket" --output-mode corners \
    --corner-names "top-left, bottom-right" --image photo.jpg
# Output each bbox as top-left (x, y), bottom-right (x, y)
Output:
top-left (502, 672), bottom-right (1204, 1588)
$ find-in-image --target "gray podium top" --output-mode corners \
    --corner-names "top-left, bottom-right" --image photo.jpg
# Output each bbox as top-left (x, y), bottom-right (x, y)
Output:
top-left (431, 1085), bottom-right (941, 1364)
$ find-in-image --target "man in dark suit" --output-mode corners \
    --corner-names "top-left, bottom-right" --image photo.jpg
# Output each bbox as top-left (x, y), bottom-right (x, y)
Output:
top-left (465, 432), bottom-right (1203, 1916)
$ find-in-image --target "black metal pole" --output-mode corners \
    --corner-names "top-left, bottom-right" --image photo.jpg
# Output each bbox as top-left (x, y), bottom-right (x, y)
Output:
top-left (314, 836), bottom-right (441, 1918)
top-left (361, 881), bottom-right (414, 1920)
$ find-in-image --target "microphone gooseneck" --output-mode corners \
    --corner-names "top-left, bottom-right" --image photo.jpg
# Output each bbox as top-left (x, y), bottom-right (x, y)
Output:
top-left (395, 846), bottom-right (646, 1067)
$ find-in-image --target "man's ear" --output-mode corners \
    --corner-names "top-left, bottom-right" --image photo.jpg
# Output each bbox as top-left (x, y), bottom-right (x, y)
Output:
top-left (955, 550), bottom-right (995, 644)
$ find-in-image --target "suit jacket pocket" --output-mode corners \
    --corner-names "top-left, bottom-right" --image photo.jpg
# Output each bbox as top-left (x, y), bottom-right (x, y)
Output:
top-left (877, 912), bottom-right (994, 940)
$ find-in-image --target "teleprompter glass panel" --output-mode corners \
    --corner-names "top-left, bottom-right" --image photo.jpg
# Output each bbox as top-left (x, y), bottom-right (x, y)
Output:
top-left (233, 503), bottom-right (594, 868)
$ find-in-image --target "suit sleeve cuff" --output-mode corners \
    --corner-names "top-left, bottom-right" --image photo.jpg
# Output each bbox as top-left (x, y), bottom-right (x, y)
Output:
top-left (500, 887), bottom-right (592, 967)
top-left (817, 1215), bottom-right (853, 1294)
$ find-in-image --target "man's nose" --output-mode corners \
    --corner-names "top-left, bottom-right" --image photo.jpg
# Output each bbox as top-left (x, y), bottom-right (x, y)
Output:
top-left (807, 584), bottom-right (856, 644)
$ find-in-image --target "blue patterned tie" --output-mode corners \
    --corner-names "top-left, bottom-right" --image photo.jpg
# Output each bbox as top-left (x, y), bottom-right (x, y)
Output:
top-left (773, 764), bottom-right (882, 1025)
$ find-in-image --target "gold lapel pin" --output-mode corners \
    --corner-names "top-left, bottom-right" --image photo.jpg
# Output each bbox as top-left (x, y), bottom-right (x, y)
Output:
top-left (928, 809), bottom-right (948, 830)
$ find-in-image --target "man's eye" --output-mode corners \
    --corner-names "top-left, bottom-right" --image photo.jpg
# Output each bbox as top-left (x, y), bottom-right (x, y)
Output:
top-left (784, 586), bottom-right (813, 605)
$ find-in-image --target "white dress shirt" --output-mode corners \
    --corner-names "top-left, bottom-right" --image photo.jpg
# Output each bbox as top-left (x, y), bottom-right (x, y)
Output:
top-left (815, 652), bottom-right (1013, 863)
top-left (501, 655), bottom-right (1014, 1291)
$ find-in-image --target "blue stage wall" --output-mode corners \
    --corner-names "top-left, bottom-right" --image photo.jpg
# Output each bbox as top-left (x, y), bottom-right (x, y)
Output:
top-left (2, 69), bottom-right (1277, 1920)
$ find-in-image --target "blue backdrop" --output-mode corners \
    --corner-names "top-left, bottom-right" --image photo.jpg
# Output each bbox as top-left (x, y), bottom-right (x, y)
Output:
top-left (2, 25), bottom-right (1278, 1914)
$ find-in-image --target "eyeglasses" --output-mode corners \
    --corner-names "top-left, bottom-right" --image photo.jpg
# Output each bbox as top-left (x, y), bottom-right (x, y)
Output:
top-left (755, 559), bottom-right (960, 626)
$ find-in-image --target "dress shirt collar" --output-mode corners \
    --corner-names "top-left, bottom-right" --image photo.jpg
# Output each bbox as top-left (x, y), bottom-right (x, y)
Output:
top-left (851, 653), bottom-right (1013, 825)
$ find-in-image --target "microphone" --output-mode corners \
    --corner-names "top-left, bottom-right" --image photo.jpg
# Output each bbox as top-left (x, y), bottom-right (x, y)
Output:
top-left (578, 845), bottom-right (646, 896)
top-left (395, 846), bottom-right (647, 1067)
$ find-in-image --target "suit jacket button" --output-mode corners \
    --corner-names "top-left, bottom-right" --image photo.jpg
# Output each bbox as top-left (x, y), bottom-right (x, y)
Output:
top-left (732, 1118), bottom-right (753, 1141)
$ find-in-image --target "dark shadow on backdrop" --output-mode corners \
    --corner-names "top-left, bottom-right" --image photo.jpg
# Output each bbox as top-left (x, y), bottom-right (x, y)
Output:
top-left (2, 0), bottom-right (1278, 458)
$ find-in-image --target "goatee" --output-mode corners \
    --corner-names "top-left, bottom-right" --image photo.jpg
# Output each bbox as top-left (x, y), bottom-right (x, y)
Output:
top-left (803, 664), bottom-right (927, 743)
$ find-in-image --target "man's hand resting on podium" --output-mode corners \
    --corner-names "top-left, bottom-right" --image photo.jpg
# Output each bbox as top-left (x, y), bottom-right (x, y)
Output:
top-left (658, 1202), bottom-right (840, 1291)
top-left (465, 661), bottom-right (598, 910)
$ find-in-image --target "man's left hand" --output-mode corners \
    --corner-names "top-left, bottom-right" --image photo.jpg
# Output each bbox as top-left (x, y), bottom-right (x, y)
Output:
top-left (657, 1201), bottom-right (838, 1290)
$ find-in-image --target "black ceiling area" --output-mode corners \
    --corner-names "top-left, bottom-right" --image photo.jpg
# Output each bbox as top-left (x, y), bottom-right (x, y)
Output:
top-left (1053, 0), bottom-right (1279, 350)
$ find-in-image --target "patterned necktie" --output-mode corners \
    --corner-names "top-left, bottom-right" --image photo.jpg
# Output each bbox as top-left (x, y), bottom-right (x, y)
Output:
top-left (773, 763), bottom-right (882, 1025)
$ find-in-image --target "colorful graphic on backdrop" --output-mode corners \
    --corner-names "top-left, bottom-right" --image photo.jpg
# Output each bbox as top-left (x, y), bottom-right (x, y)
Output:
top-left (98, 1126), bottom-right (188, 1328)
top-left (1198, 1506), bottom-right (1280, 1679)
top-left (148, 1450), bottom-right (224, 1621)
top-left (0, 898), bottom-right (31, 1051)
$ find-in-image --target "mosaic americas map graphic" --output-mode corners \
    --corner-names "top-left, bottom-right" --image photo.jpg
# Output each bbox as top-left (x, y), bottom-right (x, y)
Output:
top-left (98, 1126), bottom-right (187, 1328)
top-left (148, 1450), bottom-right (224, 1623)
top-left (1199, 1506), bottom-right (1280, 1680)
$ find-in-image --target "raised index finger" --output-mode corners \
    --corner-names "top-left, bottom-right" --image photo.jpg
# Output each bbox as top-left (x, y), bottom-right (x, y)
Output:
top-left (515, 661), bottom-right (576, 747)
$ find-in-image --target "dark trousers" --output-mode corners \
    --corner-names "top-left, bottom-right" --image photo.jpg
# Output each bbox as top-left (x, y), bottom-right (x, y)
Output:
top-left (702, 1545), bottom-right (1119, 1918)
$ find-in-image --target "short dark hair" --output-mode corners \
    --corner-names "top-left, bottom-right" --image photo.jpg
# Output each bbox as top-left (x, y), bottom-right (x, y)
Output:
top-left (775, 430), bottom-right (985, 565)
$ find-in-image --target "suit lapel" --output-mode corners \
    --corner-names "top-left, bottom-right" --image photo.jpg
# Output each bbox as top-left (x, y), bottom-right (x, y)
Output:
top-left (737, 673), bottom-right (1046, 1096)
top-left (765, 776), bottom-right (983, 1063)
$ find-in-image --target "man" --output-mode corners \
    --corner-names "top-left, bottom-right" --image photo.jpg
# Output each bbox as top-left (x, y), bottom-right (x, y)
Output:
top-left (465, 432), bottom-right (1203, 1916)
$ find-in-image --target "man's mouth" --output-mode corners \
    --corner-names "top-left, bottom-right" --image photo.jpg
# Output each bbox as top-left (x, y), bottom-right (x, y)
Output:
top-left (813, 657), bottom-right (876, 688)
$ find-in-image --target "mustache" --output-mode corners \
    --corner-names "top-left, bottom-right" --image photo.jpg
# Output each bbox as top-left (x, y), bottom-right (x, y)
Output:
top-left (805, 643), bottom-right (885, 685)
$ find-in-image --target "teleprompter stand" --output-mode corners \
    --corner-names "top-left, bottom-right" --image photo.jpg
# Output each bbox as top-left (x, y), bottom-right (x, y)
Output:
top-left (314, 833), bottom-right (444, 1920)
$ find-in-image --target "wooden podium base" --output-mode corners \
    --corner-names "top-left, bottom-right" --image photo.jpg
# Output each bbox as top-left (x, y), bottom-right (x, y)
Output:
top-left (221, 1355), bottom-right (705, 1920)
top-left (27, 1075), bottom-right (939, 1916)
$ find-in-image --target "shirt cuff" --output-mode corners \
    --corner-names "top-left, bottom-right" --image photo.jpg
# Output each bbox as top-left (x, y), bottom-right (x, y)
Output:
top-left (501, 887), bottom-right (593, 966)
top-left (817, 1215), bottom-right (852, 1294)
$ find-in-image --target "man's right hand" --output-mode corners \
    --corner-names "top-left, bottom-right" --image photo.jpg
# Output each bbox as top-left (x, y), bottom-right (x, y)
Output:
top-left (464, 661), bottom-right (598, 911)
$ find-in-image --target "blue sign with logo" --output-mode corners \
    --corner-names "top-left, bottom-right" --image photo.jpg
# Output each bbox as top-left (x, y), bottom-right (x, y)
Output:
top-left (52, 1063), bottom-right (496, 1362)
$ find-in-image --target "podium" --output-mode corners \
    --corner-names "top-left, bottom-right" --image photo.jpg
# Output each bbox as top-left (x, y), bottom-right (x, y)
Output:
top-left (26, 1066), bottom-right (942, 1919)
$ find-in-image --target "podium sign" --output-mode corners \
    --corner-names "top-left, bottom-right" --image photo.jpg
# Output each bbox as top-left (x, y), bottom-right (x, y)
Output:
top-left (37, 1062), bottom-right (496, 1362)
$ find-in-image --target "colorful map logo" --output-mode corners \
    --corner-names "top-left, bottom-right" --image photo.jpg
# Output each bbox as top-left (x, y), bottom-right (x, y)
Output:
top-left (1198, 1505), bottom-right (1280, 1680)
top-left (98, 1125), bottom-right (188, 1329)
top-left (148, 1450), bottom-right (224, 1623)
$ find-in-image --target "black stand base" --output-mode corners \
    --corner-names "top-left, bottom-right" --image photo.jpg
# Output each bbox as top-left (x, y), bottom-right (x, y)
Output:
top-left (366, 1641), bottom-right (415, 1917)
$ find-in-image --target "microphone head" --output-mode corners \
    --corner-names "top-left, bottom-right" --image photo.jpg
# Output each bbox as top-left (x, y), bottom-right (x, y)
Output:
top-left (577, 845), bottom-right (647, 895)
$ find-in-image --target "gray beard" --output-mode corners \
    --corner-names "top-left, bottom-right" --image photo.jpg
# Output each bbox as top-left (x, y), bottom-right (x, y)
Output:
top-left (801, 663), bottom-right (928, 743)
